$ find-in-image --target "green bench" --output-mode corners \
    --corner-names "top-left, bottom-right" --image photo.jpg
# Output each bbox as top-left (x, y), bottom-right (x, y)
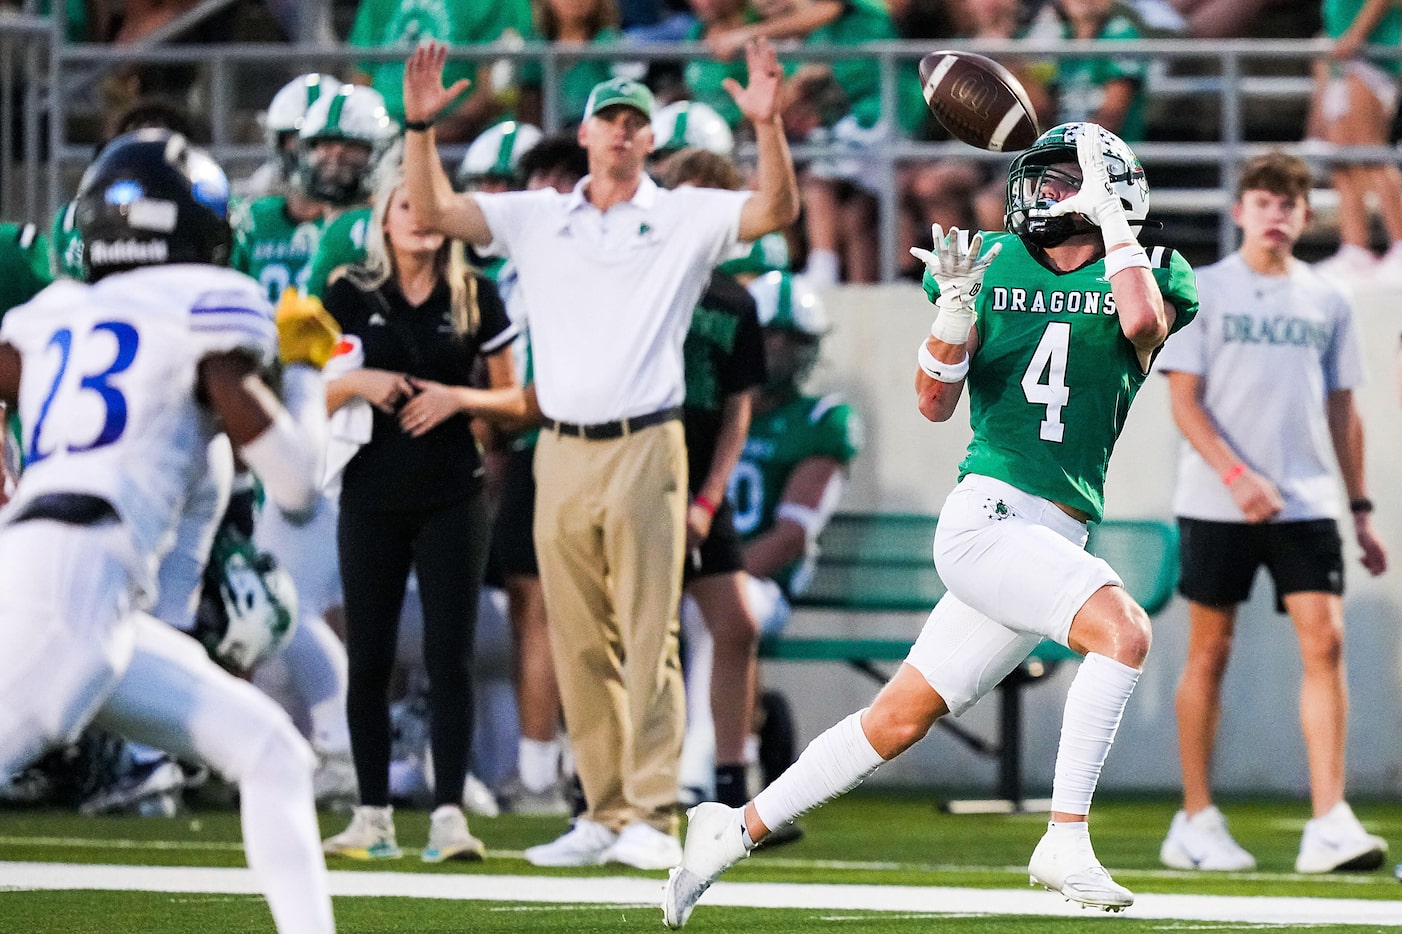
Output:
top-left (757, 511), bottom-right (1178, 811)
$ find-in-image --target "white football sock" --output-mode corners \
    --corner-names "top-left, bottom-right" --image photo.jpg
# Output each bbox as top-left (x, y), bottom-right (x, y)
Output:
top-left (239, 726), bottom-right (334, 933)
top-left (283, 614), bottom-right (350, 754)
top-left (1051, 653), bottom-right (1140, 815)
top-left (518, 736), bottom-right (562, 794)
top-left (752, 708), bottom-right (885, 833)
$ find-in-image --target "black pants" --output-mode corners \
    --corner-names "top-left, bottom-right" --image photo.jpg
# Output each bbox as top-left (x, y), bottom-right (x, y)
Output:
top-left (338, 488), bottom-right (491, 808)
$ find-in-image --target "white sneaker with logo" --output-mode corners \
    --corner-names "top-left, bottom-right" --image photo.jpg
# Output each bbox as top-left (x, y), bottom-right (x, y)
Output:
top-left (322, 805), bottom-right (402, 860)
top-left (422, 805), bottom-right (486, 863)
top-left (1160, 806), bottom-right (1256, 871)
top-left (1028, 822), bottom-right (1134, 911)
top-left (1296, 801), bottom-right (1388, 873)
top-left (662, 803), bottom-right (751, 929)
top-left (524, 818), bottom-right (617, 867)
top-left (604, 821), bottom-right (682, 870)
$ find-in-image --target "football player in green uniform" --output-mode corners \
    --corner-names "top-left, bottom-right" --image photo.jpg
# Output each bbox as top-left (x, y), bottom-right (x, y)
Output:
top-left (665, 122), bottom-right (1198, 927)
top-left (300, 85), bottom-right (399, 300)
top-left (729, 270), bottom-right (861, 631)
top-left (230, 74), bottom-right (340, 303)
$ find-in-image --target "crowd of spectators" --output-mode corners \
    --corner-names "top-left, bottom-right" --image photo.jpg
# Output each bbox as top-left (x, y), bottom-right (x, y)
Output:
top-left (18, 0), bottom-right (1359, 282)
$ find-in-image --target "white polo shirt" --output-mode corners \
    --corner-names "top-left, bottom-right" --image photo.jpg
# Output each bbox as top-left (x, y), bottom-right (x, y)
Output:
top-left (475, 174), bottom-right (751, 425)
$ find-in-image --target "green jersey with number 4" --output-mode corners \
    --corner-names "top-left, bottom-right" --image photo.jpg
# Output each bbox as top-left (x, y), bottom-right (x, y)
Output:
top-left (230, 195), bottom-right (324, 303)
top-left (305, 207), bottom-right (371, 299)
top-left (924, 232), bottom-right (1197, 523)
top-left (728, 393), bottom-right (863, 592)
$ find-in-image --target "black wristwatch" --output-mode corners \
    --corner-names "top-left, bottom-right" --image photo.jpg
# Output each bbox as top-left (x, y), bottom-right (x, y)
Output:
top-left (1349, 498), bottom-right (1374, 515)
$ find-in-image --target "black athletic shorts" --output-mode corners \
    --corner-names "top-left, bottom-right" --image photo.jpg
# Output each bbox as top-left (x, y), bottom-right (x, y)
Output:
top-left (486, 445), bottom-right (538, 585)
top-left (1176, 517), bottom-right (1344, 612)
top-left (683, 499), bottom-right (745, 585)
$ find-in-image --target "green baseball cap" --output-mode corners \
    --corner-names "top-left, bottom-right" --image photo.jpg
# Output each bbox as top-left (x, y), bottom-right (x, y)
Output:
top-left (583, 77), bottom-right (655, 121)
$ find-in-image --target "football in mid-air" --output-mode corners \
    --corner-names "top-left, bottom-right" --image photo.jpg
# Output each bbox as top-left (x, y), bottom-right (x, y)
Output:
top-left (918, 50), bottom-right (1040, 153)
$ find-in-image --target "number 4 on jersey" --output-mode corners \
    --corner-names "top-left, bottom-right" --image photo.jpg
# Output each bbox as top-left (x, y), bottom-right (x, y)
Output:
top-left (1021, 321), bottom-right (1069, 443)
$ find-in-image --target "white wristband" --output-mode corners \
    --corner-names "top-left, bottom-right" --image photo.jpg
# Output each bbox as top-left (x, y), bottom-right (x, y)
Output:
top-left (917, 341), bottom-right (970, 383)
top-left (1104, 244), bottom-right (1151, 278)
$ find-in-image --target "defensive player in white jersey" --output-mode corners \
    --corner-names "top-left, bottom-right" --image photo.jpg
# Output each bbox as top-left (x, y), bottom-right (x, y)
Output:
top-left (0, 129), bottom-right (334, 934)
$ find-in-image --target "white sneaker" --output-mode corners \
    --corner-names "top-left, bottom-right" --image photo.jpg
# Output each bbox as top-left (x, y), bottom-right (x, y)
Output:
top-left (322, 804), bottom-right (402, 860)
top-left (1160, 806), bottom-right (1256, 871)
top-left (462, 772), bottom-right (500, 817)
top-left (1028, 822), bottom-right (1134, 911)
top-left (422, 805), bottom-right (486, 863)
top-left (312, 750), bottom-right (358, 811)
top-left (524, 818), bottom-right (617, 867)
top-left (1296, 801), bottom-right (1388, 873)
top-left (605, 821), bottom-right (682, 870)
top-left (662, 803), bottom-right (751, 929)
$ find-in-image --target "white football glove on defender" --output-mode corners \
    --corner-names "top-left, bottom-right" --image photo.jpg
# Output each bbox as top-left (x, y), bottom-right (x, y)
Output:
top-left (909, 224), bottom-right (1001, 345)
top-left (1038, 122), bottom-right (1136, 250)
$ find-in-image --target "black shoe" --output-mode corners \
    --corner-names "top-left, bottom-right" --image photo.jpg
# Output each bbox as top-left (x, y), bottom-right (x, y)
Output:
top-left (757, 690), bottom-right (797, 787)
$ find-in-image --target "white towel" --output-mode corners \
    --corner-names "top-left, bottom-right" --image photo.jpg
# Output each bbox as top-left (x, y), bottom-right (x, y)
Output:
top-left (322, 334), bottom-right (371, 492)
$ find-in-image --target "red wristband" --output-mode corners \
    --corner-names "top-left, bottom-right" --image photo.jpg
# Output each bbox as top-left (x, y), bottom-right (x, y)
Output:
top-left (1221, 463), bottom-right (1246, 486)
top-left (694, 494), bottom-right (718, 516)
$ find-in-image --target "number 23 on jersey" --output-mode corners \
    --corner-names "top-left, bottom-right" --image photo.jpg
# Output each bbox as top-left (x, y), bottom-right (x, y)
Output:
top-left (26, 319), bottom-right (139, 465)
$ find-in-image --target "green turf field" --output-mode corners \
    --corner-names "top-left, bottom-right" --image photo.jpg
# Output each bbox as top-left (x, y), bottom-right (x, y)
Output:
top-left (2, 792), bottom-right (1400, 931)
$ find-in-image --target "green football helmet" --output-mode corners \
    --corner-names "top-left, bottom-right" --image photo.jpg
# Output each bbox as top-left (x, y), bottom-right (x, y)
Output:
top-left (1005, 122), bottom-right (1149, 248)
top-left (297, 84), bottom-right (398, 206)
top-left (193, 523), bottom-right (297, 674)
top-left (747, 270), bottom-right (828, 391)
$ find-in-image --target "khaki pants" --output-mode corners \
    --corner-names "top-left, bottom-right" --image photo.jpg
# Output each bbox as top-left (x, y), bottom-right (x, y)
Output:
top-left (533, 420), bottom-right (687, 833)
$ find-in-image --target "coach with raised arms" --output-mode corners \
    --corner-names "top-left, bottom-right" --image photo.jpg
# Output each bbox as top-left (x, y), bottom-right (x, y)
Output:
top-left (399, 39), bottom-right (800, 868)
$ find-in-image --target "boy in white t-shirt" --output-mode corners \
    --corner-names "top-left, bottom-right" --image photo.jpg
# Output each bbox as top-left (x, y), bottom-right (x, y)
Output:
top-left (1155, 151), bottom-right (1389, 875)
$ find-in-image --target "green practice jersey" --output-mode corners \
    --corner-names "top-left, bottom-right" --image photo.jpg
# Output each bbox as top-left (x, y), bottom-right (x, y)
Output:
top-left (230, 196), bottom-right (324, 303)
top-left (924, 232), bottom-right (1198, 522)
top-left (0, 222), bottom-right (53, 318)
top-left (305, 207), bottom-right (371, 299)
top-left (728, 392), bottom-right (863, 592)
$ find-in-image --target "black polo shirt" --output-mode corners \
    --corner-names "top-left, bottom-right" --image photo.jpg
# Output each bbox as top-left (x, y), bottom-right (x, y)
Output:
top-left (326, 271), bottom-right (516, 511)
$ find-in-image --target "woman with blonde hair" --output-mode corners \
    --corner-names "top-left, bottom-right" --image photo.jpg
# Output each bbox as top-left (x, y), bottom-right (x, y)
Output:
top-left (320, 146), bottom-right (524, 863)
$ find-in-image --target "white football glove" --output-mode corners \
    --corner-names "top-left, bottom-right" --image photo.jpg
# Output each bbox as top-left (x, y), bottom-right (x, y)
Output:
top-left (909, 224), bottom-right (1001, 345)
top-left (1038, 123), bottom-right (1136, 249)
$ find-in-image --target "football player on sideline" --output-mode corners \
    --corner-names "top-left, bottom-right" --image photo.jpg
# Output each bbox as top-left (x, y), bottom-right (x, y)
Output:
top-left (0, 129), bottom-right (333, 934)
top-left (664, 122), bottom-right (1198, 926)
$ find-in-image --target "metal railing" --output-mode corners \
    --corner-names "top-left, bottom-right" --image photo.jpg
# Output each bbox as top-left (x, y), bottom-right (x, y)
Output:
top-left (2, 27), bottom-right (1394, 278)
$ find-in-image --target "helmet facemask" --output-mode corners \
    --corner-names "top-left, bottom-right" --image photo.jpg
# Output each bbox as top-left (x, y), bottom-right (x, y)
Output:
top-left (1005, 123), bottom-right (1150, 248)
top-left (300, 138), bottom-right (374, 206)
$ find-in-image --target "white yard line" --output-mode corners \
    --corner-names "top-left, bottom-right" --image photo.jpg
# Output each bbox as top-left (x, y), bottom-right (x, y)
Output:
top-left (0, 862), bottom-right (1399, 925)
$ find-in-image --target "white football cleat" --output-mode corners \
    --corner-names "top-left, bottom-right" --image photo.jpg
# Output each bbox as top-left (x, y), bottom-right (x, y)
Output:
top-left (1028, 822), bottom-right (1134, 911)
top-left (662, 803), bottom-right (751, 929)
top-left (1160, 806), bottom-right (1256, 871)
